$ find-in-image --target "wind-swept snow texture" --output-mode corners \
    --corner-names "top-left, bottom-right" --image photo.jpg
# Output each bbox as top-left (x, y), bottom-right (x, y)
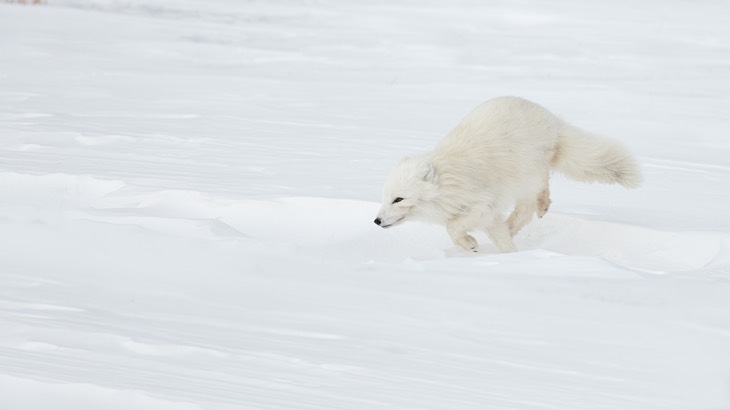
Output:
top-left (1, 1), bottom-right (730, 409)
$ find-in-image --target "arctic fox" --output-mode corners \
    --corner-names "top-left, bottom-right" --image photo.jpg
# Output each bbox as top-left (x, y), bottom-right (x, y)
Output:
top-left (374, 96), bottom-right (641, 253)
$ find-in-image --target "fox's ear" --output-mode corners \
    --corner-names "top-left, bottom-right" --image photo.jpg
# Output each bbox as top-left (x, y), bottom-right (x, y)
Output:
top-left (419, 161), bottom-right (437, 182)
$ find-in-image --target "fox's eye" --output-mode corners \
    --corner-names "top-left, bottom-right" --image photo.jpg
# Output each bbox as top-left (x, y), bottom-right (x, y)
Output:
top-left (392, 197), bottom-right (404, 204)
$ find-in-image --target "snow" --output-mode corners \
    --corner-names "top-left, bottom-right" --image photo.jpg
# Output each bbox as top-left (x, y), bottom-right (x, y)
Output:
top-left (1, 1), bottom-right (730, 409)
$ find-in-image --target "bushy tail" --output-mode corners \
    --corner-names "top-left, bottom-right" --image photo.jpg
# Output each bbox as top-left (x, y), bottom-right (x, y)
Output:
top-left (552, 123), bottom-right (642, 188)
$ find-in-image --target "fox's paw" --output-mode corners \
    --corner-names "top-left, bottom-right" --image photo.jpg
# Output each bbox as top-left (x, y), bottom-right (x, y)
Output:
top-left (537, 191), bottom-right (551, 218)
top-left (455, 235), bottom-right (478, 252)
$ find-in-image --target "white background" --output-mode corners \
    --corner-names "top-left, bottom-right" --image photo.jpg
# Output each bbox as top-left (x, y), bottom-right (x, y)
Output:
top-left (1, 1), bottom-right (729, 409)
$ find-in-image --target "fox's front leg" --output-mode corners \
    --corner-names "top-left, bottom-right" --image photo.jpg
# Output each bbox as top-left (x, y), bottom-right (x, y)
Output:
top-left (446, 214), bottom-right (480, 252)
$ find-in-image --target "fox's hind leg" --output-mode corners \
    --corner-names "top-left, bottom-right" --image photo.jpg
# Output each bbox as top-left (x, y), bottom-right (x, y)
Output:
top-left (506, 200), bottom-right (536, 237)
top-left (536, 186), bottom-right (551, 218)
top-left (507, 185), bottom-right (551, 236)
top-left (485, 216), bottom-right (518, 253)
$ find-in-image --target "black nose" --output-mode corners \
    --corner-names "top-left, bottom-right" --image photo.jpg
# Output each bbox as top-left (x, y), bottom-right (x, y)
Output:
top-left (374, 218), bottom-right (382, 226)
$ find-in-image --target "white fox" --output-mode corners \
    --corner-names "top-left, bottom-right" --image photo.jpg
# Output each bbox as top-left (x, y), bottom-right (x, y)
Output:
top-left (374, 96), bottom-right (641, 253)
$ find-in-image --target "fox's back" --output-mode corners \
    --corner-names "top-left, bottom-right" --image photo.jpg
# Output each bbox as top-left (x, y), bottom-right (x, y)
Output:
top-left (436, 96), bottom-right (561, 157)
top-left (431, 97), bottom-right (560, 201)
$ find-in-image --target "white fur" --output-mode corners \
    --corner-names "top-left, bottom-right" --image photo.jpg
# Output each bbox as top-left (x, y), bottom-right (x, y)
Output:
top-left (374, 96), bottom-right (642, 253)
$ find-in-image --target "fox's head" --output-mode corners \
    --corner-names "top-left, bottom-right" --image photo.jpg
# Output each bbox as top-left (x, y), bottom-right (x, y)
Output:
top-left (374, 156), bottom-right (440, 228)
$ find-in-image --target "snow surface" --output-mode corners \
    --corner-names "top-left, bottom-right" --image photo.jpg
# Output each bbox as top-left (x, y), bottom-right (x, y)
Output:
top-left (1, 1), bottom-right (730, 409)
